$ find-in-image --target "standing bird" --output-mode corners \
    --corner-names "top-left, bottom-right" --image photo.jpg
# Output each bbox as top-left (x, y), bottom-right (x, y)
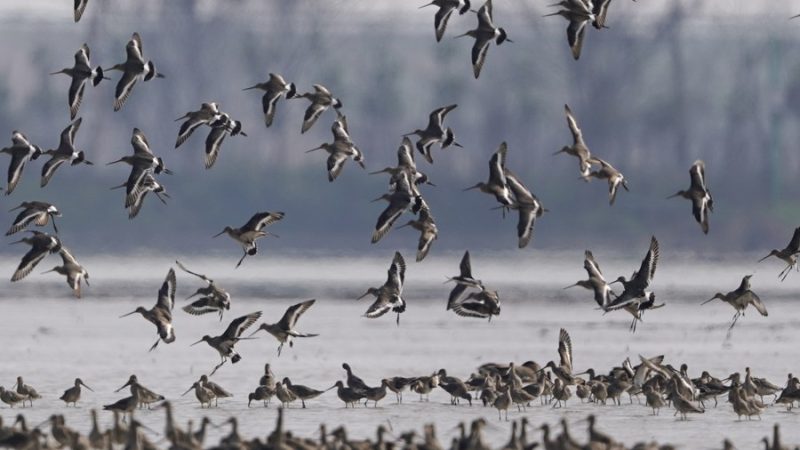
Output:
top-left (40, 118), bottom-right (93, 188)
top-left (192, 311), bottom-right (262, 375)
top-left (250, 299), bottom-right (319, 356)
top-left (668, 160), bottom-right (713, 234)
top-left (1, 131), bottom-right (42, 194)
top-left (464, 142), bottom-right (512, 207)
top-left (213, 211), bottom-right (285, 268)
top-left (702, 275), bottom-right (768, 329)
top-left (605, 236), bottom-right (659, 311)
top-left (587, 157), bottom-right (628, 205)
top-left (397, 198), bottom-right (439, 262)
top-left (119, 268), bottom-right (177, 351)
top-left (14, 377), bottom-right (41, 407)
top-left (174, 102), bottom-right (222, 148)
top-left (306, 113), bottom-right (365, 182)
top-left (6, 201), bottom-right (61, 235)
top-left (293, 84), bottom-right (343, 133)
top-left (10, 231), bottom-right (61, 282)
top-left (554, 104), bottom-right (594, 179)
top-left (204, 112), bottom-right (248, 169)
top-left (42, 246), bottom-right (90, 298)
top-left (403, 104), bottom-right (461, 163)
top-left (242, 73), bottom-right (296, 127)
top-left (445, 250), bottom-right (484, 310)
top-left (50, 44), bottom-right (106, 119)
top-left (503, 169), bottom-right (546, 248)
top-left (177, 260), bottom-right (231, 320)
top-left (455, 0), bottom-right (512, 78)
top-left (106, 32), bottom-right (165, 111)
top-left (74, 0), bottom-right (89, 21)
top-left (357, 251), bottom-right (407, 325)
top-left (757, 226), bottom-right (800, 281)
top-left (420, 0), bottom-right (471, 41)
top-left (60, 378), bottom-right (93, 406)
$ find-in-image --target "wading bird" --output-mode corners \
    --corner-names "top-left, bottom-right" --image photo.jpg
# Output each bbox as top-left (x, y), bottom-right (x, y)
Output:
top-left (293, 84), bottom-right (342, 133)
top-left (757, 226), bottom-right (800, 281)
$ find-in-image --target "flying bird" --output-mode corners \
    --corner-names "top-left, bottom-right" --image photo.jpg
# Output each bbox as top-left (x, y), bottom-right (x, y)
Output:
top-left (204, 112), bottom-right (248, 169)
top-left (250, 299), bottom-right (319, 356)
top-left (371, 170), bottom-right (419, 243)
top-left (73, 0), bottom-right (89, 22)
top-left (420, 0), bottom-right (471, 41)
top-left (40, 118), bottom-right (93, 188)
top-left (464, 142), bottom-right (512, 206)
top-left (668, 160), bottom-right (713, 234)
top-left (397, 198), bottom-right (439, 262)
top-left (455, 0), bottom-right (512, 78)
top-left (293, 84), bottom-right (343, 133)
top-left (357, 252), bottom-right (407, 325)
top-left (192, 311), bottom-right (262, 375)
top-left (587, 157), bottom-right (628, 205)
top-left (120, 268), bottom-right (177, 351)
top-left (564, 250), bottom-right (616, 310)
top-left (703, 275), bottom-right (768, 329)
top-left (176, 260), bottom-right (232, 320)
top-left (243, 73), bottom-right (296, 127)
top-left (544, 2), bottom-right (595, 60)
top-left (445, 250), bottom-right (484, 310)
top-left (9, 230), bottom-right (61, 282)
top-left (213, 211), bottom-right (285, 268)
top-left (1, 131), bottom-right (42, 195)
top-left (757, 227), bottom-right (800, 281)
top-left (175, 102), bottom-right (222, 148)
top-left (106, 32), bottom-right (165, 111)
top-left (403, 104), bottom-right (461, 164)
top-left (554, 104), bottom-right (595, 179)
top-left (42, 246), bottom-right (90, 298)
top-left (503, 169), bottom-right (546, 249)
top-left (6, 201), bottom-right (61, 236)
top-left (306, 113), bottom-right (365, 182)
top-left (50, 44), bottom-right (107, 119)
top-left (450, 287), bottom-right (501, 321)
top-left (605, 236), bottom-right (659, 311)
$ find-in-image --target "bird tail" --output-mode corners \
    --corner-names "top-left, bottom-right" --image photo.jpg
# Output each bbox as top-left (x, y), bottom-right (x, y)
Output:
top-left (232, 353), bottom-right (242, 364)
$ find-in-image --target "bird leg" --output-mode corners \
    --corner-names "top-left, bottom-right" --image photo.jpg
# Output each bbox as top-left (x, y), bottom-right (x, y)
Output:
top-left (277, 343), bottom-right (284, 357)
top-left (148, 338), bottom-right (160, 352)
top-left (235, 251), bottom-right (248, 268)
top-left (210, 358), bottom-right (227, 376)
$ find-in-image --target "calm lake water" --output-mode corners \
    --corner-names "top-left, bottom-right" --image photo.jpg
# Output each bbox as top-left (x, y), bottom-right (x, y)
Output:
top-left (0, 254), bottom-right (798, 449)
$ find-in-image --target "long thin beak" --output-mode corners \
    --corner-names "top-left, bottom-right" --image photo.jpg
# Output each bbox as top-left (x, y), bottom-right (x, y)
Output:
top-left (757, 254), bottom-right (771, 263)
top-left (212, 230), bottom-right (226, 238)
top-left (453, 32), bottom-right (470, 39)
top-left (563, 283), bottom-right (579, 290)
top-left (305, 146), bottom-right (324, 153)
top-left (452, 141), bottom-right (464, 148)
top-left (106, 158), bottom-right (125, 166)
top-left (368, 169), bottom-right (389, 175)
top-left (701, 298), bottom-right (716, 305)
top-left (242, 85), bottom-right (259, 91)
top-left (9, 239), bottom-right (25, 245)
top-left (190, 339), bottom-right (204, 346)
top-left (49, 70), bottom-right (66, 75)
top-left (8, 205), bottom-right (25, 212)
top-left (81, 381), bottom-right (94, 392)
top-left (370, 196), bottom-right (386, 203)
top-left (505, 38), bottom-right (514, 43)
top-left (463, 184), bottom-right (480, 191)
top-left (791, 14), bottom-right (800, 19)
top-left (247, 328), bottom-right (262, 338)
top-left (418, 1), bottom-right (436, 8)
top-left (41, 269), bottom-right (57, 275)
top-left (356, 291), bottom-right (371, 300)
top-left (119, 310), bottom-right (138, 318)
top-left (181, 386), bottom-right (193, 397)
top-left (666, 192), bottom-right (681, 199)
top-left (51, 217), bottom-right (59, 234)
top-left (542, 12), bottom-right (561, 17)
top-left (187, 292), bottom-right (200, 300)
top-left (115, 381), bottom-right (131, 393)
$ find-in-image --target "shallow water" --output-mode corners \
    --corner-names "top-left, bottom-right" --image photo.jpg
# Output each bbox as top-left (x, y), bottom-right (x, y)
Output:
top-left (0, 255), bottom-right (798, 449)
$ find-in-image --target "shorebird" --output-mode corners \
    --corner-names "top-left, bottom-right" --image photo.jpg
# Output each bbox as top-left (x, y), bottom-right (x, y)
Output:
top-left (544, 2), bottom-right (594, 59)
top-left (420, 0), bottom-right (471, 41)
top-left (115, 375), bottom-right (164, 408)
top-left (73, 0), bottom-right (89, 21)
top-left (445, 250), bottom-right (484, 309)
top-left (758, 226), bottom-right (800, 281)
top-left (357, 251), bottom-right (407, 325)
top-left (192, 311), bottom-right (262, 375)
top-left (0, 387), bottom-right (28, 408)
top-left (464, 142), bottom-right (512, 206)
top-left (1, 131), bottom-right (42, 195)
top-left (703, 275), bottom-right (768, 329)
top-left (174, 102), bottom-right (222, 148)
top-left (370, 137), bottom-right (435, 188)
top-left (199, 375), bottom-right (232, 407)
top-left (306, 113), bottom-right (365, 182)
top-left (243, 73), bottom-right (296, 127)
top-left (108, 128), bottom-right (172, 184)
top-left (541, 328), bottom-right (574, 385)
top-left (293, 84), bottom-right (343, 133)
top-left (13, 377), bottom-right (40, 407)
top-left (450, 287), bottom-right (501, 321)
top-left (182, 382), bottom-right (216, 408)
top-left (503, 169), bottom-right (546, 248)
top-left (213, 211), bottom-right (285, 268)
top-left (668, 160), bottom-right (713, 234)
top-left (605, 236), bottom-right (659, 311)
top-left (40, 118), bottom-right (93, 188)
top-left (397, 198), bottom-right (438, 262)
top-left (204, 112), bottom-right (247, 169)
top-left (403, 104), bottom-right (461, 163)
top-left (342, 363), bottom-right (371, 395)
top-left (51, 44), bottom-right (107, 119)
top-left (107, 32), bottom-right (165, 111)
top-left (383, 377), bottom-right (417, 403)
top-left (42, 246), bottom-right (90, 298)
top-left (248, 385), bottom-right (275, 407)
top-left (6, 201), bottom-right (60, 236)
top-left (10, 230), bottom-right (61, 282)
top-left (60, 378), bottom-right (92, 406)
top-left (455, 0), bottom-right (512, 78)
top-left (119, 268), bottom-right (176, 351)
top-left (113, 172), bottom-right (169, 219)
top-left (587, 157), bottom-right (628, 205)
top-left (250, 299), bottom-right (318, 356)
top-left (283, 377), bottom-right (332, 408)
top-left (371, 170), bottom-right (419, 243)
top-left (334, 381), bottom-right (365, 408)
top-left (103, 389), bottom-right (140, 416)
top-left (565, 250), bottom-right (616, 309)
top-left (176, 260), bottom-right (231, 320)
top-left (554, 104), bottom-right (595, 179)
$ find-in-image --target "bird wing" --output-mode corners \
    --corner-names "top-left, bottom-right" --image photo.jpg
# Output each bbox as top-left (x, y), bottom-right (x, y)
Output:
top-left (689, 160), bottom-right (707, 192)
top-left (175, 260), bottom-right (213, 283)
top-left (564, 104), bottom-right (584, 145)
top-left (12, 244), bottom-right (51, 281)
top-left (6, 150), bottom-right (28, 193)
top-left (567, 19), bottom-right (588, 60)
top-left (301, 102), bottom-right (328, 134)
top-left (452, 297), bottom-right (490, 319)
top-left (279, 299), bottom-right (316, 330)
top-left (447, 283), bottom-right (468, 310)
top-left (58, 245), bottom-right (80, 266)
top-left (68, 76), bottom-right (86, 120)
top-left (243, 211), bottom-right (285, 231)
top-left (364, 294), bottom-right (393, 319)
top-left (224, 311), bottom-right (263, 339)
top-left (633, 236), bottom-right (659, 287)
top-left (11, 131), bottom-right (31, 147)
top-left (489, 142), bottom-right (508, 186)
top-left (62, 117), bottom-right (82, 147)
top-left (40, 156), bottom-right (67, 188)
top-left (471, 36), bottom-right (493, 79)
top-left (460, 250), bottom-right (473, 278)
top-left (584, 250), bottom-right (605, 281)
top-left (503, 168), bottom-right (535, 205)
top-left (516, 206), bottom-right (537, 249)
top-left (477, 0), bottom-right (495, 28)
top-left (788, 227), bottom-right (800, 253)
top-left (176, 115), bottom-right (211, 148)
top-left (73, 0), bottom-right (88, 22)
top-left (371, 193), bottom-right (411, 243)
top-left (434, 5), bottom-right (456, 42)
top-left (156, 268), bottom-right (176, 312)
top-left (131, 128), bottom-right (154, 157)
top-left (262, 90), bottom-right (283, 127)
top-left (113, 70), bottom-right (139, 111)
top-left (204, 126), bottom-right (227, 169)
top-left (397, 137), bottom-right (416, 168)
top-left (7, 207), bottom-right (42, 235)
top-left (558, 328), bottom-right (573, 373)
top-left (592, 0), bottom-right (612, 28)
top-left (126, 33), bottom-right (145, 63)
top-left (326, 150), bottom-right (349, 182)
top-left (745, 291), bottom-right (768, 317)
top-left (385, 251), bottom-right (406, 290)
top-left (75, 44), bottom-right (91, 68)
